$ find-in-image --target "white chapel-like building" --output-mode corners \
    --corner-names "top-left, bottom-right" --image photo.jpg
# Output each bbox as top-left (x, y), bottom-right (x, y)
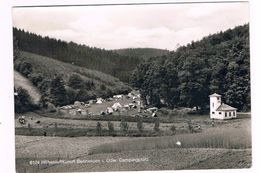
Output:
top-left (209, 93), bottom-right (237, 120)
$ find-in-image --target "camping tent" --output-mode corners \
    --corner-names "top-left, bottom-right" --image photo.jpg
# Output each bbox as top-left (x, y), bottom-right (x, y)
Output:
top-left (96, 100), bottom-right (103, 104)
top-left (112, 102), bottom-right (122, 111)
top-left (106, 107), bottom-right (114, 114)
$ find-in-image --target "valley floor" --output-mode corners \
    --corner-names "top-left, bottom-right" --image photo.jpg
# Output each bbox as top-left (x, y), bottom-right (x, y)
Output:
top-left (16, 148), bottom-right (251, 173)
top-left (15, 116), bottom-right (251, 172)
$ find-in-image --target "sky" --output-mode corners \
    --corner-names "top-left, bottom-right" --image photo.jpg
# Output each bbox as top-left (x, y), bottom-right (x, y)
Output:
top-left (12, 2), bottom-right (249, 50)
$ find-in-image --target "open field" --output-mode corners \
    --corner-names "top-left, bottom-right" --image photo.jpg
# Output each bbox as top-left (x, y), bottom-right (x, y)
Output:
top-left (15, 115), bottom-right (251, 172)
top-left (16, 136), bottom-right (129, 159)
top-left (15, 112), bottom-right (176, 132)
top-left (17, 148), bottom-right (251, 173)
top-left (15, 110), bottom-right (250, 137)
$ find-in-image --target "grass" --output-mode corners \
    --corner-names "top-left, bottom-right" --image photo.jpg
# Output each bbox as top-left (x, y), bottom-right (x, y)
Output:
top-left (88, 128), bottom-right (251, 155)
top-left (15, 127), bottom-right (170, 137)
top-left (17, 51), bottom-right (130, 94)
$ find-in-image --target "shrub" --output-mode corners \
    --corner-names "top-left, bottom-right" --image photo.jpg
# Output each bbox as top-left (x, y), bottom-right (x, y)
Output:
top-left (28, 123), bottom-right (31, 131)
top-left (37, 78), bottom-right (50, 94)
top-left (170, 125), bottom-right (176, 135)
top-left (47, 102), bottom-right (57, 113)
top-left (14, 87), bottom-right (35, 113)
top-left (107, 121), bottom-right (114, 135)
top-left (120, 119), bottom-right (129, 134)
top-left (186, 120), bottom-right (194, 133)
top-left (96, 122), bottom-right (102, 135)
top-left (137, 118), bottom-right (144, 133)
top-left (154, 118), bottom-right (160, 132)
top-left (54, 123), bottom-right (58, 131)
top-left (100, 84), bottom-right (107, 90)
top-left (28, 73), bottom-right (44, 86)
top-left (15, 61), bottom-right (33, 77)
top-left (68, 74), bottom-right (85, 90)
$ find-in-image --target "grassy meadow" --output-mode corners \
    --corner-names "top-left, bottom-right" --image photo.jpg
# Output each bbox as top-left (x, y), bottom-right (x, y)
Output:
top-left (15, 51), bottom-right (130, 94)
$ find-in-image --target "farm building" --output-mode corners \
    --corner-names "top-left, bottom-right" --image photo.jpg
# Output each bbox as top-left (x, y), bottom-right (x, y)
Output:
top-left (209, 93), bottom-right (237, 119)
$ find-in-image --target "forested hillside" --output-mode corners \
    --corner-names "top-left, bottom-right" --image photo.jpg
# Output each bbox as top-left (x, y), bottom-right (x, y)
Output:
top-left (131, 24), bottom-right (250, 111)
top-left (13, 28), bottom-right (141, 82)
top-left (113, 48), bottom-right (170, 59)
top-left (14, 51), bottom-right (130, 109)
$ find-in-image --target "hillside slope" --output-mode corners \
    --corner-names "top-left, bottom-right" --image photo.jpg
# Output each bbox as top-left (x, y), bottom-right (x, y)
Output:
top-left (14, 70), bottom-right (41, 105)
top-left (14, 51), bottom-right (130, 100)
top-left (13, 28), bottom-right (141, 82)
top-left (131, 24), bottom-right (250, 110)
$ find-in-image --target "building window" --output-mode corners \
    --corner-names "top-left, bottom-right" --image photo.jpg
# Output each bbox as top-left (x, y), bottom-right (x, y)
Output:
top-left (229, 112), bottom-right (231, 117)
top-left (225, 112), bottom-right (227, 117)
top-left (212, 112), bottom-right (215, 114)
top-left (219, 112), bottom-right (221, 115)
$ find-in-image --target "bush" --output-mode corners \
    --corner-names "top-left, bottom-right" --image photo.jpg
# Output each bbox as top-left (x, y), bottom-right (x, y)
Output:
top-left (100, 84), bottom-right (107, 91)
top-left (47, 102), bottom-right (57, 113)
top-left (154, 118), bottom-right (160, 132)
top-left (14, 61), bottom-right (33, 77)
top-left (96, 122), bottom-right (102, 135)
top-left (68, 74), bottom-right (85, 90)
top-left (120, 119), bottom-right (129, 134)
top-left (107, 121), bottom-right (114, 135)
top-left (28, 123), bottom-right (31, 131)
top-left (37, 78), bottom-right (50, 94)
top-left (137, 118), bottom-right (144, 133)
top-left (14, 87), bottom-right (35, 113)
top-left (170, 125), bottom-right (176, 135)
top-left (28, 73), bottom-right (44, 86)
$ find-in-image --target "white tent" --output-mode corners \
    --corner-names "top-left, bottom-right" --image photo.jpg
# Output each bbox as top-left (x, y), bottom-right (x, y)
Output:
top-left (106, 107), bottom-right (114, 114)
top-left (112, 102), bottom-right (122, 111)
top-left (96, 100), bottom-right (103, 104)
top-left (152, 112), bottom-right (158, 117)
top-left (113, 95), bottom-right (123, 99)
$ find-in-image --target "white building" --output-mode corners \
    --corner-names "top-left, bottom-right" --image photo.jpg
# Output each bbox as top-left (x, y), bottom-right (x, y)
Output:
top-left (209, 93), bottom-right (237, 119)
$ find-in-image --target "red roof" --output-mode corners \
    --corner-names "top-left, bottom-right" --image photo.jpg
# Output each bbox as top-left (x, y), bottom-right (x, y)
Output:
top-left (216, 103), bottom-right (237, 111)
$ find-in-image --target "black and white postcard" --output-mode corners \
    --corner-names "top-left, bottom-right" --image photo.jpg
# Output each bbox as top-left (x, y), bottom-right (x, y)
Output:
top-left (1, 0), bottom-right (259, 173)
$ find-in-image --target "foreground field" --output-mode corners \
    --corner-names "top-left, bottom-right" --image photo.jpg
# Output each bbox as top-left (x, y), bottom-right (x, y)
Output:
top-left (16, 148), bottom-right (251, 173)
top-left (15, 117), bottom-right (251, 172)
top-left (15, 111), bottom-right (251, 172)
top-left (16, 136), bottom-right (130, 159)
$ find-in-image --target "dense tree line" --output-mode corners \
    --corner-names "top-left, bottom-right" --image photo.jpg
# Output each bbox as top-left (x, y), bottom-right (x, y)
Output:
top-left (114, 48), bottom-right (170, 59)
top-left (13, 28), bottom-right (141, 82)
top-left (131, 24), bottom-right (250, 111)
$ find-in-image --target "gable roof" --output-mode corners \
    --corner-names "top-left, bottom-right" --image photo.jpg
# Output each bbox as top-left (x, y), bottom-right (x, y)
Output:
top-left (209, 93), bottom-right (221, 97)
top-left (216, 103), bottom-right (237, 111)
